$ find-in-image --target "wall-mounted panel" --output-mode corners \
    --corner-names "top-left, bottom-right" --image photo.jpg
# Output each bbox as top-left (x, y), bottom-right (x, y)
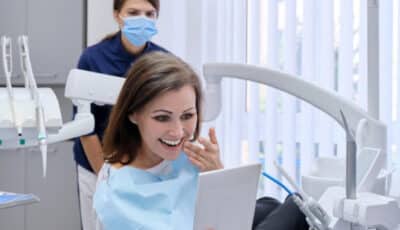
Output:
top-left (87, 0), bottom-right (117, 46)
top-left (27, 0), bottom-right (84, 84)
top-left (25, 142), bottom-right (80, 230)
top-left (0, 0), bottom-right (26, 80)
top-left (0, 149), bottom-right (27, 230)
top-left (0, 0), bottom-right (84, 85)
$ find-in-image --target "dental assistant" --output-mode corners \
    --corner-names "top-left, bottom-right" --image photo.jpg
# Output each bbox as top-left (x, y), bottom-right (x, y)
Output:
top-left (94, 51), bottom-right (223, 230)
top-left (72, 1), bottom-right (168, 229)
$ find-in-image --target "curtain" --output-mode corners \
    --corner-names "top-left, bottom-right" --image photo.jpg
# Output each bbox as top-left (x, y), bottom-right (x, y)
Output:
top-left (156, 0), bottom-right (400, 197)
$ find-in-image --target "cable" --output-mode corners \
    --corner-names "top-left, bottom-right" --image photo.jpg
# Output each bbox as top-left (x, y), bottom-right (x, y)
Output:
top-left (261, 172), bottom-right (293, 195)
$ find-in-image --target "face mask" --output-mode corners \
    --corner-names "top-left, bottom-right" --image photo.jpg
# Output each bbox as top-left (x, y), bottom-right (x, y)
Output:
top-left (121, 16), bottom-right (158, 47)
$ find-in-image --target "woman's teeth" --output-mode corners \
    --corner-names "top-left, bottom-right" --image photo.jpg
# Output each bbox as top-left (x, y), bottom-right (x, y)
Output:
top-left (160, 138), bottom-right (182, 147)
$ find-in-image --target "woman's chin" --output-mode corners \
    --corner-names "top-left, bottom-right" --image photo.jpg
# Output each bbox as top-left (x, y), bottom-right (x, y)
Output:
top-left (157, 140), bottom-right (185, 160)
top-left (162, 150), bottom-right (181, 160)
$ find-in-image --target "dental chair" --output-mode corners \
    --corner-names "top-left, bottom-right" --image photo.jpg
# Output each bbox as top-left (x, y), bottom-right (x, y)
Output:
top-left (302, 147), bottom-right (388, 200)
top-left (202, 63), bottom-right (400, 230)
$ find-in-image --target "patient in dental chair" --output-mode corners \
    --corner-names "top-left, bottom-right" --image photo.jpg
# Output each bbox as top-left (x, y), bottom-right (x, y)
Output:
top-left (93, 51), bottom-right (309, 230)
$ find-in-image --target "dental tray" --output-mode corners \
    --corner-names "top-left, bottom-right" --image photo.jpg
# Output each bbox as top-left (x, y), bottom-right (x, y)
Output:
top-left (0, 191), bottom-right (39, 209)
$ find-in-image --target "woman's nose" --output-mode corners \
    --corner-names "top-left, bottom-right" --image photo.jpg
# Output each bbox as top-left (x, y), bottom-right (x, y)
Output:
top-left (168, 121), bottom-right (184, 137)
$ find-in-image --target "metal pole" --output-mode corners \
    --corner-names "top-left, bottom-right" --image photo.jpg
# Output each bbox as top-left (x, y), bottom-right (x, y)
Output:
top-left (367, 0), bottom-right (380, 119)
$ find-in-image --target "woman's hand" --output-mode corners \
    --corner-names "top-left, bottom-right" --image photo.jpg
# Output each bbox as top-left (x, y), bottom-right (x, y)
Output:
top-left (184, 128), bottom-right (223, 172)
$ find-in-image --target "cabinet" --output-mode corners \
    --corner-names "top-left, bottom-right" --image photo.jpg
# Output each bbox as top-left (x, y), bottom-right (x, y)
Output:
top-left (0, 0), bottom-right (84, 85)
top-left (0, 87), bottom-right (82, 230)
top-left (0, 0), bottom-right (85, 229)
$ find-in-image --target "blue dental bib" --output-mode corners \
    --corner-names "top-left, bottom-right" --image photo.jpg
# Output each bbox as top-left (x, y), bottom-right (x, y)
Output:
top-left (94, 153), bottom-right (198, 230)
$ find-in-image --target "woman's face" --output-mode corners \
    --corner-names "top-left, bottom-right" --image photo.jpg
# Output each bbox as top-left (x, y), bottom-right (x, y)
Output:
top-left (130, 85), bottom-right (198, 162)
top-left (115, 0), bottom-right (157, 26)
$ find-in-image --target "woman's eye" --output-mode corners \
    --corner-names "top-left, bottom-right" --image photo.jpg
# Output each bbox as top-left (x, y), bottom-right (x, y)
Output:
top-left (181, 113), bottom-right (194, 120)
top-left (153, 115), bottom-right (170, 122)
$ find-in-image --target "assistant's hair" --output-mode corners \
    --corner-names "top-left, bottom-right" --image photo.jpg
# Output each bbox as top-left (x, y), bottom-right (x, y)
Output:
top-left (102, 51), bottom-right (203, 165)
top-left (113, 0), bottom-right (159, 15)
top-left (103, 0), bottom-right (160, 41)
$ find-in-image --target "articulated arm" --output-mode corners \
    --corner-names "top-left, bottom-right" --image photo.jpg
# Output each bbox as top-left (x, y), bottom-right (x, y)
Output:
top-left (203, 63), bottom-right (387, 194)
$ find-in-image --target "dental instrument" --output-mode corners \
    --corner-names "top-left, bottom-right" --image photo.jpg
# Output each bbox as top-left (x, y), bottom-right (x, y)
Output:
top-left (18, 36), bottom-right (48, 177)
top-left (1, 36), bottom-right (20, 136)
top-left (271, 160), bottom-right (331, 230)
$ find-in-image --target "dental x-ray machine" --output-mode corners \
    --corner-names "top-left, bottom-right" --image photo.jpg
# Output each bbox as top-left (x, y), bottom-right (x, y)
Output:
top-left (202, 63), bottom-right (400, 230)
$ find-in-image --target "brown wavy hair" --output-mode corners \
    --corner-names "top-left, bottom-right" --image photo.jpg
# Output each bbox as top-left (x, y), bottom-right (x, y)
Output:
top-left (102, 52), bottom-right (203, 165)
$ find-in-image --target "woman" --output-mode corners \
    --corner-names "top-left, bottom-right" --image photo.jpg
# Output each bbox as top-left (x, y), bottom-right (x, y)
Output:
top-left (94, 52), bottom-right (309, 230)
top-left (73, 0), bottom-right (167, 229)
top-left (94, 51), bottom-right (223, 230)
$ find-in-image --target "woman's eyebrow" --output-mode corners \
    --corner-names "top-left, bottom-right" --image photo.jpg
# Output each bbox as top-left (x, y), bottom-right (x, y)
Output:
top-left (151, 107), bottom-right (196, 114)
top-left (152, 109), bottom-right (172, 114)
top-left (183, 107), bottom-right (196, 112)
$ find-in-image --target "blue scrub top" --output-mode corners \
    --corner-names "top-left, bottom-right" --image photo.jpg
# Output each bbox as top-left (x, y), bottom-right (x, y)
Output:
top-left (73, 32), bottom-right (168, 172)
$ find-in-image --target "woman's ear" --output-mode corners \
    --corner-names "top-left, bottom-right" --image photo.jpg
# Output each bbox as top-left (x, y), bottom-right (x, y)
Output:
top-left (128, 113), bottom-right (138, 125)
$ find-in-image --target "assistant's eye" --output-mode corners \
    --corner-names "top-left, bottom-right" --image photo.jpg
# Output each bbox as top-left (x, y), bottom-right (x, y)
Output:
top-left (127, 10), bottom-right (141, 16)
top-left (153, 115), bottom-right (170, 122)
top-left (145, 10), bottom-right (157, 19)
top-left (181, 113), bottom-right (195, 121)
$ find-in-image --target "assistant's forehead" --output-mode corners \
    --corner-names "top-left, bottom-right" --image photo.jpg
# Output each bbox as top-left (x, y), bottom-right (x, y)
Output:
top-left (119, 0), bottom-right (155, 12)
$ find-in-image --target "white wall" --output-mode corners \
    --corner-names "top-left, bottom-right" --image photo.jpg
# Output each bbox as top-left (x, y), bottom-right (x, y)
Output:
top-left (87, 0), bottom-right (118, 46)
